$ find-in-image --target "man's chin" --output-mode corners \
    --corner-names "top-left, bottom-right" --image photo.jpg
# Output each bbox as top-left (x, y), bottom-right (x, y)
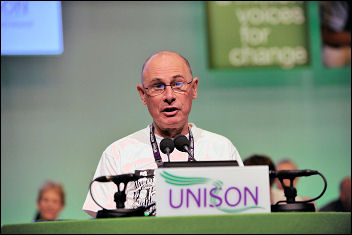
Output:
top-left (156, 117), bottom-right (185, 129)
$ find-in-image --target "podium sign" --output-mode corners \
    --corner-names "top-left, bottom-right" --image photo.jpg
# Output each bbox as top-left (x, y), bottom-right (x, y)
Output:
top-left (155, 166), bottom-right (271, 217)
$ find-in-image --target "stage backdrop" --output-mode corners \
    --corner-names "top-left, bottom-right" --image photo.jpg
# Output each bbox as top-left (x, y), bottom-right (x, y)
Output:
top-left (1, 1), bottom-right (350, 226)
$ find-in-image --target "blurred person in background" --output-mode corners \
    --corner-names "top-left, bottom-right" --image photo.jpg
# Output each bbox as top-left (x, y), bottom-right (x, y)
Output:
top-left (243, 154), bottom-right (276, 204)
top-left (33, 180), bottom-right (65, 222)
top-left (273, 159), bottom-right (299, 197)
top-left (320, 1), bottom-right (351, 67)
top-left (320, 176), bottom-right (351, 212)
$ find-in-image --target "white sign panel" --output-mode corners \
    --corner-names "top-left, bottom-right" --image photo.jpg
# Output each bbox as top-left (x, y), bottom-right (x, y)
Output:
top-left (155, 166), bottom-right (271, 216)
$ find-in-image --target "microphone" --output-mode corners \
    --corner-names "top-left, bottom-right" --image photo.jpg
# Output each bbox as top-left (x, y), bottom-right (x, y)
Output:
top-left (160, 138), bottom-right (175, 162)
top-left (173, 134), bottom-right (196, 161)
top-left (269, 169), bottom-right (319, 179)
top-left (94, 173), bottom-right (138, 183)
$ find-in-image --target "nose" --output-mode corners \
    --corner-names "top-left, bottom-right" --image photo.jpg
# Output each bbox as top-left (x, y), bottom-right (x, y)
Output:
top-left (163, 86), bottom-right (176, 104)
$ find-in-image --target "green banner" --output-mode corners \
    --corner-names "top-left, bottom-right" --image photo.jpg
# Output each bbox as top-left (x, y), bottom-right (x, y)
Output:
top-left (206, 1), bottom-right (309, 69)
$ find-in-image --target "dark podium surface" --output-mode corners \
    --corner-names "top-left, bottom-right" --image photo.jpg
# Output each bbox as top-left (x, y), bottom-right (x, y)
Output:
top-left (1, 212), bottom-right (350, 234)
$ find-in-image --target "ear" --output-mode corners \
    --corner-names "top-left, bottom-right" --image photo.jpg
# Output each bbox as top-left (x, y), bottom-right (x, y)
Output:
top-left (137, 84), bottom-right (147, 105)
top-left (191, 77), bottom-right (199, 99)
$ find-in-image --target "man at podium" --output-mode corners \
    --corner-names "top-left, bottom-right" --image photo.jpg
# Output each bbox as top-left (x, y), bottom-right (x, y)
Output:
top-left (82, 50), bottom-right (244, 217)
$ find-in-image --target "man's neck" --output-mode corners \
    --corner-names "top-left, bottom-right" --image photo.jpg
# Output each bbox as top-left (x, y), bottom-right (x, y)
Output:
top-left (153, 123), bottom-right (190, 138)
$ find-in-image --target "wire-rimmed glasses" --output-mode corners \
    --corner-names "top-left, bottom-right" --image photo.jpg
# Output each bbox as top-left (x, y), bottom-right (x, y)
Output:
top-left (143, 80), bottom-right (193, 96)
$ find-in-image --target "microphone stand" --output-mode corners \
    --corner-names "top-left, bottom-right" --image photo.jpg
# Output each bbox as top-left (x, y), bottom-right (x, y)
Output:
top-left (271, 176), bottom-right (315, 212)
top-left (166, 148), bottom-right (171, 162)
top-left (91, 173), bottom-right (155, 218)
top-left (270, 170), bottom-right (327, 212)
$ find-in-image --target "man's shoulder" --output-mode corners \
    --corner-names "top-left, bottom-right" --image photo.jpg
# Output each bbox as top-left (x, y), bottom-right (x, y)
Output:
top-left (192, 124), bottom-right (242, 164)
top-left (194, 124), bottom-right (233, 144)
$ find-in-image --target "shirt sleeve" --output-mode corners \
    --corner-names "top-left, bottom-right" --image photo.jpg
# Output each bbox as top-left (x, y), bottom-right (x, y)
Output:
top-left (232, 145), bottom-right (244, 167)
top-left (82, 148), bottom-right (121, 218)
top-left (217, 131), bottom-right (244, 167)
top-left (228, 140), bottom-right (244, 167)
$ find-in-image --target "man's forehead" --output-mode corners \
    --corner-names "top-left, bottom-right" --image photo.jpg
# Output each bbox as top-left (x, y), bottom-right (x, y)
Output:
top-left (145, 52), bottom-right (187, 69)
top-left (142, 52), bottom-right (191, 82)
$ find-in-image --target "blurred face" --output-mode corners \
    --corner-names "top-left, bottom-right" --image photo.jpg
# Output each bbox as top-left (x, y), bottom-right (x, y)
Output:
top-left (276, 162), bottom-right (298, 190)
top-left (137, 52), bottom-right (198, 137)
top-left (37, 189), bottom-right (63, 220)
top-left (340, 178), bottom-right (351, 211)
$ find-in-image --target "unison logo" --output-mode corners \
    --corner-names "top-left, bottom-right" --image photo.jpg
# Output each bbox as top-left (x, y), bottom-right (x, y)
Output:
top-left (160, 171), bottom-right (265, 213)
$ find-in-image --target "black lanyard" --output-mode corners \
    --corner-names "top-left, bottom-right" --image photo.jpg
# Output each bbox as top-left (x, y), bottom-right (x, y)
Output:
top-left (149, 123), bottom-right (194, 168)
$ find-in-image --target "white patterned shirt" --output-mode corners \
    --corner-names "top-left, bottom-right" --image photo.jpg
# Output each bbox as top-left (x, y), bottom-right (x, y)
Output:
top-left (82, 123), bottom-right (243, 217)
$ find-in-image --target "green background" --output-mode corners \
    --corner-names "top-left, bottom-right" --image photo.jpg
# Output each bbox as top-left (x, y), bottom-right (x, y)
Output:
top-left (1, 1), bottom-right (350, 226)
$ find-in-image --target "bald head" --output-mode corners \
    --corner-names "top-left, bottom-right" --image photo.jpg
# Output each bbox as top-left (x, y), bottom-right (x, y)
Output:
top-left (276, 159), bottom-right (298, 189)
top-left (276, 159), bottom-right (297, 171)
top-left (141, 51), bottom-right (193, 84)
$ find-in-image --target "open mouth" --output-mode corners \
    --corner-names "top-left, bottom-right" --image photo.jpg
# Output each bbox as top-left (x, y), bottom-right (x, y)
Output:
top-left (162, 107), bottom-right (179, 116)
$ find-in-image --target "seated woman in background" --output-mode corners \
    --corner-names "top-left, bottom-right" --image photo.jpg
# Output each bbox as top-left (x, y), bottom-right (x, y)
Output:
top-left (33, 180), bottom-right (65, 222)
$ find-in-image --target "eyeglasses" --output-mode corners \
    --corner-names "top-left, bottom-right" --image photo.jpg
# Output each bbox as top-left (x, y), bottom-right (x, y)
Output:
top-left (143, 80), bottom-right (193, 96)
